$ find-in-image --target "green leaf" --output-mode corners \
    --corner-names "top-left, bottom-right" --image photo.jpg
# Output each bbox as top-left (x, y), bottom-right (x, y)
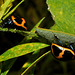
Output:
top-left (47, 0), bottom-right (75, 34)
top-left (31, 17), bottom-right (45, 32)
top-left (36, 27), bottom-right (75, 44)
top-left (0, 0), bottom-right (24, 23)
top-left (3, 3), bottom-right (13, 16)
top-left (2, 0), bottom-right (24, 21)
top-left (0, 43), bottom-right (49, 62)
top-left (0, 0), bottom-right (14, 20)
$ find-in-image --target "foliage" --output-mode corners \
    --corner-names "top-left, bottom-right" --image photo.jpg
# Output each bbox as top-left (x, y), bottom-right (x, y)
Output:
top-left (47, 0), bottom-right (75, 34)
top-left (0, 0), bottom-right (75, 75)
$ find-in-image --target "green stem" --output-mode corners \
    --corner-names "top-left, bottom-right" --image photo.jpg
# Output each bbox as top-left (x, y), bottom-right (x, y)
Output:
top-left (21, 50), bottom-right (51, 75)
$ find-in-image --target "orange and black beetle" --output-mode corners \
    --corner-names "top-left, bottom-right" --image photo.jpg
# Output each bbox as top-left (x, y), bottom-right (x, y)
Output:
top-left (51, 43), bottom-right (75, 61)
top-left (2, 15), bottom-right (27, 30)
top-left (51, 35), bottom-right (75, 61)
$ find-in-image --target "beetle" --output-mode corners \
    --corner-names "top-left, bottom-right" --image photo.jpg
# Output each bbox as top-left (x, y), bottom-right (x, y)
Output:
top-left (51, 35), bottom-right (75, 61)
top-left (2, 15), bottom-right (27, 30)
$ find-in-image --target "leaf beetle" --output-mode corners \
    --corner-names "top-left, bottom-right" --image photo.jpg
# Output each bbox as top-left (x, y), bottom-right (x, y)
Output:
top-left (51, 35), bottom-right (75, 61)
top-left (2, 15), bottom-right (27, 30)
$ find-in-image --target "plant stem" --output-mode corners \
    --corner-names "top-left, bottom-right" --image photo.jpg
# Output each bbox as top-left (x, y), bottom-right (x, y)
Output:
top-left (21, 50), bottom-right (51, 75)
